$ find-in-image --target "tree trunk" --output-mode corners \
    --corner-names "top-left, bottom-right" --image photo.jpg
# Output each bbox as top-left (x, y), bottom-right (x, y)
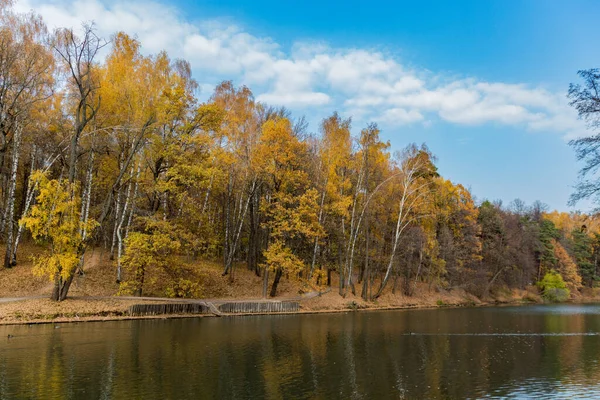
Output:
top-left (374, 179), bottom-right (413, 299)
top-left (262, 266), bottom-right (269, 298)
top-left (124, 163), bottom-right (140, 241)
top-left (0, 133), bottom-right (8, 235)
top-left (110, 152), bottom-right (125, 260)
top-left (116, 169), bottom-right (134, 283)
top-left (135, 264), bottom-right (145, 297)
top-left (223, 180), bottom-right (255, 275)
top-left (270, 267), bottom-right (283, 297)
top-left (361, 222), bottom-right (370, 300)
top-left (410, 246), bottom-right (424, 297)
top-left (109, 185), bottom-right (122, 260)
top-left (310, 188), bottom-right (326, 276)
top-left (76, 149), bottom-right (94, 274)
top-left (12, 146), bottom-right (37, 265)
top-left (52, 269), bottom-right (77, 302)
top-left (484, 267), bottom-right (507, 297)
top-left (247, 188), bottom-right (261, 276)
top-left (3, 123), bottom-right (21, 268)
top-left (222, 175), bottom-right (232, 274)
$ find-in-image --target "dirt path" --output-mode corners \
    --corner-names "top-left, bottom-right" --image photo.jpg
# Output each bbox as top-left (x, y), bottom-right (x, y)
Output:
top-left (0, 295), bottom-right (45, 304)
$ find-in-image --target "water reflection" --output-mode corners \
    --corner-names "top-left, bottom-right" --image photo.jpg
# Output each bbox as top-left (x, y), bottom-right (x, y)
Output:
top-left (1, 305), bottom-right (600, 399)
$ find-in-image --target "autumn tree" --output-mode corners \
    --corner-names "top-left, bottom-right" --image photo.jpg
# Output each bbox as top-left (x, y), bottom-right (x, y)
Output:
top-left (310, 113), bottom-right (352, 285)
top-left (537, 219), bottom-right (560, 280)
top-left (21, 172), bottom-right (96, 301)
top-left (570, 227), bottom-right (595, 286)
top-left (210, 82), bottom-right (261, 277)
top-left (0, 5), bottom-right (54, 268)
top-left (339, 124), bottom-right (390, 297)
top-left (256, 118), bottom-right (323, 297)
top-left (8, 2), bottom-right (600, 306)
top-left (373, 144), bottom-right (437, 299)
top-left (119, 217), bottom-right (182, 297)
top-left (433, 179), bottom-right (481, 289)
top-left (97, 34), bottom-right (197, 281)
top-left (553, 239), bottom-right (582, 291)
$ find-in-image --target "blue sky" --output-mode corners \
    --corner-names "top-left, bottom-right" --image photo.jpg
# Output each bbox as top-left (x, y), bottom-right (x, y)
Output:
top-left (17, 0), bottom-right (600, 211)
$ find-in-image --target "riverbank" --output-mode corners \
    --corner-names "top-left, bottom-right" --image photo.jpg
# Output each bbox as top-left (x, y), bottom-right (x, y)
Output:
top-left (0, 285), bottom-right (562, 326)
top-left (3, 244), bottom-right (600, 325)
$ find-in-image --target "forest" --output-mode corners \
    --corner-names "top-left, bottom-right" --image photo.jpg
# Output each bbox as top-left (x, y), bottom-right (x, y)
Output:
top-left (2, 1), bottom-right (600, 303)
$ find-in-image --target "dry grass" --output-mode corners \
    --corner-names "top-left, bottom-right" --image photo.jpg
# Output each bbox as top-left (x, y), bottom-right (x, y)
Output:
top-left (488, 285), bottom-right (543, 304)
top-left (0, 243), bottom-right (48, 297)
top-left (0, 242), bottom-right (305, 299)
top-left (0, 245), bottom-right (121, 298)
top-left (0, 297), bottom-right (212, 324)
top-left (301, 280), bottom-right (484, 312)
top-left (0, 241), bottom-right (559, 325)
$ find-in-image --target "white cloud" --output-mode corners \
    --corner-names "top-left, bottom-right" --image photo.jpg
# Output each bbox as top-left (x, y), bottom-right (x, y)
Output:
top-left (15, 0), bottom-right (587, 138)
top-left (379, 108), bottom-right (424, 124)
top-left (257, 91), bottom-right (331, 107)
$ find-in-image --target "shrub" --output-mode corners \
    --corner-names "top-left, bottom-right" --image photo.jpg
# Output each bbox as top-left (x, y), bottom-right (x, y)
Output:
top-left (543, 287), bottom-right (570, 303)
top-left (347, 301), bottom-right (365, 310)
top-left (165, 279), bottom-right (202, 298)
top-left (537, 271), bottom-right (570, 302)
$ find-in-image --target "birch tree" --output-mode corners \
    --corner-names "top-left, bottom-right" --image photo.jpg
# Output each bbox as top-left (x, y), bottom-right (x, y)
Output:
top-left (0, 6), bottom-right (54, 267)
top-left (373, 144), bottom-right (437, 299)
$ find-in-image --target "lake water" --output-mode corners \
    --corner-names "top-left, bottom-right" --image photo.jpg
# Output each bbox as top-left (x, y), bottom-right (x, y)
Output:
top-left (2, 304), bottom-right (600, 399)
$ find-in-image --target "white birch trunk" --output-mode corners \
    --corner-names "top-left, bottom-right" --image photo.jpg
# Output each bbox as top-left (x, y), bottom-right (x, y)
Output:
top-left (3, 123), bottom-right (21, 268)
top-left (76, 150), bottom-right (94, 273)
top-left (116, 167), bottom-right (134, 283)
top-left (310, 182), bottom-right (327, 276)
top-left (124, 162), bottom-right (140, 241)
top-left (12, 145), bottom-right (37, 264)
top-left (224, 180), bottom-right (256, 274)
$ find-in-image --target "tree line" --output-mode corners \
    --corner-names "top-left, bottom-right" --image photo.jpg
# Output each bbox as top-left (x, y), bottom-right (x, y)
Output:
top-left (2, 2), bottom-right (599, 301)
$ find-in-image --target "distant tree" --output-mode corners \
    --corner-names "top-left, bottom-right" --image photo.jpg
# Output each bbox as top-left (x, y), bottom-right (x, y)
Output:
top-left (478, 201), bottom-right (511, 295)
top-left (509, 198), bottom-right (528, 216)
top-left (568, 69), bottom-right (600, 206)
top-left (570, 228), bottom-right (595, 286)
top-left (537, 219), bottom-right (560, 279)
top-left (530, 200), bottom-right (548, 222)
top-left (537, 271), bottom-right (570, 302)
top-left (553, 239), bottom-right (582, 291)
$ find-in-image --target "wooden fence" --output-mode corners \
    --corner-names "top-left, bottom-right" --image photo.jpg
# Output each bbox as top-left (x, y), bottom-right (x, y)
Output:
top-left (218, 301), bottom-right (299, 314)
top-left (128, 303), bottom-right (210, 316)
top-left (128, 300), bottom-right (300, 316)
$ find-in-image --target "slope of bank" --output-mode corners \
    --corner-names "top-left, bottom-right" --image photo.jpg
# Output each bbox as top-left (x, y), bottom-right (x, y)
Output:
top-left (3, 244), bottom-right (600, 325)
top-left (0, 281), bottom-right (556, 325)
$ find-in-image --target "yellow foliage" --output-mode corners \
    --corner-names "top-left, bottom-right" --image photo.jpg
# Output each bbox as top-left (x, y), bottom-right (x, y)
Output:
top-left (261, 240), bottom-right (304, 277)
top-left (119, 217), bottom-right (183, 296)
top-left (553, 239), bottom-right (583, 290)
top-left (21, 171), bottom-right (97, 282)
top-left (544, 211), bottom-right (600, 238)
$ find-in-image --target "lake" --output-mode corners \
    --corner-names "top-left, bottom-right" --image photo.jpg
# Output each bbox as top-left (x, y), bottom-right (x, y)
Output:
top-left (2, 304), bottom-right (600, 399)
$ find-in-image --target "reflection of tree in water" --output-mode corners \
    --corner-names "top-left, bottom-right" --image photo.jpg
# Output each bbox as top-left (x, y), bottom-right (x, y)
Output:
top-left (2, 308), bottom-right (600, 399)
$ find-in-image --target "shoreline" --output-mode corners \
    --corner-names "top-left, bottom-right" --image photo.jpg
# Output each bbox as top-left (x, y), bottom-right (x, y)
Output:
top-left (0, 295), bottom-right (568, 327)
top-left (3, 285), bottom-right (599, 327)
